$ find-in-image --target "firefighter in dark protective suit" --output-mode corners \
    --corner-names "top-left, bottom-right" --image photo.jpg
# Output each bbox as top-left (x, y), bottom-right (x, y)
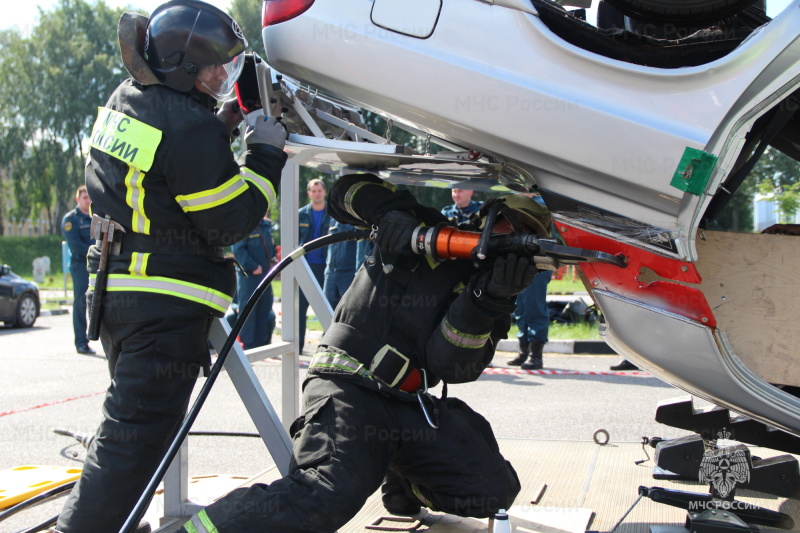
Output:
top-left (55, 2), bottom-right (287, 532)
top-left (180, 173), bottom-right (552, 532)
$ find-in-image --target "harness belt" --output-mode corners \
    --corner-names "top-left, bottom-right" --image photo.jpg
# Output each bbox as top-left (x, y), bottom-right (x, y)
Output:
top-left (313, 322), bottom-right (422, 393)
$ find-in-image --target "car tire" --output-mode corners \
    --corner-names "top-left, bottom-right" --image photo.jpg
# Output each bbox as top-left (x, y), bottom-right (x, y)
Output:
top-left (603, 0), bottom-right (758, 23)
top-left (14, 293), bottom-right (38, 328)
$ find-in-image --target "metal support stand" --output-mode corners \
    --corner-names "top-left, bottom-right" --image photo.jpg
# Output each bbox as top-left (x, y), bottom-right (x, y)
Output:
top-left (159, 161), bottom-right (331, 521)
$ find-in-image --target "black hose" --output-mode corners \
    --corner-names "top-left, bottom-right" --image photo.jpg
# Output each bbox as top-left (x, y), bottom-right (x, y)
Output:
top-left (475, 201), bottom-right (504, 260)
top-left (120, 228), bottom-right (370, 533)
top-left (0, 481), bottom-right (76, 523)
top-left (15, 514), bottom-right (58, 533)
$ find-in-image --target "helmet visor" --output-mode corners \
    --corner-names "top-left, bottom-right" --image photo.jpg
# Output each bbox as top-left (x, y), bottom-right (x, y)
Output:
top-left (197, 53), bottom-right (246, 101)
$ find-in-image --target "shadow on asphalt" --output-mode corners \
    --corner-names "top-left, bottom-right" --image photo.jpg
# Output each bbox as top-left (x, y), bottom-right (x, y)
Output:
top-left (0, 323), bottom-right (49, 335)
top-left (486, 367), bottom-right (674, 388)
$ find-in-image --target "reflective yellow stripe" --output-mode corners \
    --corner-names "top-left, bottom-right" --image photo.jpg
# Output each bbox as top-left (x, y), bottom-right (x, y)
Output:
top-left (239, 167), bottom-right (276, 206)
top-left (309, 352), bottom-right (372, 380)
top-left (90, 274), bottom-right (232, 314)
top-left (183, 520), bottom-right (199, 533)
top-left (129, 252), bottom-right (149, 276)
top-left (197, 509), bottom-right (218, 533)
top-left (90, 107), bottom-right (162, 171)
top-left (343, 181), bottom-right (395, 219)
top-left (124, 166), bottom-right (150, 234)
top-left (175, 176), bottom-right (248, 212)
top-left (440, 317), bottom-right (490, 349)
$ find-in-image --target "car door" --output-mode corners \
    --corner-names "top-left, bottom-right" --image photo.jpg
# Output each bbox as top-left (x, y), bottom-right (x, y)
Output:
top-left (0, 269), bottom-right (14, 320)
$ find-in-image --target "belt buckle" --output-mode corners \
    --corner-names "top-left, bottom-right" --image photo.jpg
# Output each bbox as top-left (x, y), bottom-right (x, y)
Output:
top-left (369, 344), bottom-right (409, 388)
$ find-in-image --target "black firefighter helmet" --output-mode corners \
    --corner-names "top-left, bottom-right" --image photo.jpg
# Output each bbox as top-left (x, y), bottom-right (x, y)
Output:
top-left (143, 0), bottom-right (248, 98)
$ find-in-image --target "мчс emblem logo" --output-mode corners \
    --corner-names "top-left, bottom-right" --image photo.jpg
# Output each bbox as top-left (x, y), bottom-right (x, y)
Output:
top-left (698, 446), bottom-right (751, 498)
top-left (232, 21), bottom-right (244, 40)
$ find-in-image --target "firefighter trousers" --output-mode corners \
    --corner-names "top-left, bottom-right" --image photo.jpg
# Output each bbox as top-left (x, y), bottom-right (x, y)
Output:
top-left (190, 375), bottom-right (521, 532)
top-left (57, 292), bottom-right (213, 533)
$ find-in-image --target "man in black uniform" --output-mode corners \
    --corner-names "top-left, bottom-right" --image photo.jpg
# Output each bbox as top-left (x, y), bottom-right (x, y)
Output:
top-left (61, 185), bottom-right (95, 355)
top-left (56, 2), bottom-right (287, 532)
top-left (180, 174), bottom-right (551, 532)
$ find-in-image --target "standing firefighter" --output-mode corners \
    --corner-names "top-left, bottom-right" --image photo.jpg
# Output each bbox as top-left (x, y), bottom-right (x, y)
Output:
top-left (180, 173), bottom-right (552, 532)
top-left (55, 1), bottom-right (287, 532)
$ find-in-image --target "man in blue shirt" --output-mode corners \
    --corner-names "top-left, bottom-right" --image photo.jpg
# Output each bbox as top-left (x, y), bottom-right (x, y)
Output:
top-left (232, 217), bottom-right (277, 349)
top-left (441, 188), bottom-right (482, 224)
top-left (297, 178), bottom-right (331, 351)
top-left (61, 185), bottom-right (95, 355)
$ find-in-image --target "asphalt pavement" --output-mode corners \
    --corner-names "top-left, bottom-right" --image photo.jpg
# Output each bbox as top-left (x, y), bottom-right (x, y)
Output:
top-left (0, 313), bottom-right (700, 532)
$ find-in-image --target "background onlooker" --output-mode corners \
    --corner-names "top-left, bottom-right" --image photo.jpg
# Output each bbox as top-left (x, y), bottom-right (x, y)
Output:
top-left (232, 216), bottom-right (277, 350)
top-left (508, 270), bottom-right (551, 370)
top-left (61, 185), bottom-right (95, 355)
top-left (298, 178), bottom-right (331, 351)
top-left (441, 188), bottom-right (482, 224)
top-left (323, 220), bottom-right (360, 310)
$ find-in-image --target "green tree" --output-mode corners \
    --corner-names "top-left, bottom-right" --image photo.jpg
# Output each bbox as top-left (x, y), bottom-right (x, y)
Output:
top-left (230, 0), bottom-right (266, 59)
top-left (0, 0), bottom-right (128, 234)
top-left (751, 147), bottom-right (800, 223)
top-left (704, 175), bottom-right (755, 232)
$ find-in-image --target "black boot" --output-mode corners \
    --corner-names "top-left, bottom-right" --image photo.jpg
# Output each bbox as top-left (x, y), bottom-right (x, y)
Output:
top-left (382, 471), bottom-right (422, 516)
top-left (521, 339), bottom-right (544, 370)
top-left (507, 340), bottom-right (530, 366)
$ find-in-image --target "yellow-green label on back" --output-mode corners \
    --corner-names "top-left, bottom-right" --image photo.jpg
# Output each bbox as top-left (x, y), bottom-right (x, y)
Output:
top-left (90, 107), bottom-right (162, 171)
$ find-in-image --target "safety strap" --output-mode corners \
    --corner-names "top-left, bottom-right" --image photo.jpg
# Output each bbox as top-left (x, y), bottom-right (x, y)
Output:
top-left (315, 322), bottom-right (421, 392)
top-left (309, 351), bottom-right (422, 393)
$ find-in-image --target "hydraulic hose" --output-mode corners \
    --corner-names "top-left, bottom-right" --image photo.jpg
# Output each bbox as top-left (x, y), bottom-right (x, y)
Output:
top-left (0, 481), bottom-right (75, 524)
top-left (120, 228), bottom-right (371, 533)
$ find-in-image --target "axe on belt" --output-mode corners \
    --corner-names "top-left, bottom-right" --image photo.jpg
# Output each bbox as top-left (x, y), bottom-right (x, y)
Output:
top-left (87, 215), bottom-right (125, 341)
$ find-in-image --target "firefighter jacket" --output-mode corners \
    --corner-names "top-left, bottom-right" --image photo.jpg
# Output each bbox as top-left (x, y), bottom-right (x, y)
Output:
top-left (310, 173), bottom-right (511, 397)
top-left (85, 79), bottom-right (287, 316)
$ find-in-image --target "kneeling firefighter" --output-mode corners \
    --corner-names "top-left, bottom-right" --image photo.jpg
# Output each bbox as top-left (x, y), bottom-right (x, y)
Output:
top-left (179, 173), bottom-right (552, 532)
top-left (56, 1), bottom-right (287, 532)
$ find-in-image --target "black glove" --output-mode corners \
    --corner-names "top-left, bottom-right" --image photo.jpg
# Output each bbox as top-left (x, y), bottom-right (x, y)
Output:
top-left (483, 253), bottom-right (538, 300)
top-left (376, 210), bottom-right (418, 256)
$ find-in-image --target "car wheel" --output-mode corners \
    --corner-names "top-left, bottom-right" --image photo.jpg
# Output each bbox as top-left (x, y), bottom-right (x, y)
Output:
top-left (603, 0), bottom-right (758, 23)
top-left (14, 293), bottom-right (38, 328)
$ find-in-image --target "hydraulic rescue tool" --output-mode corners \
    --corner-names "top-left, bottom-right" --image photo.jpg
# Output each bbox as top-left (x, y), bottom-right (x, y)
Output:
top-left (87, 214), bottom-right (124, 341)
top-left (122, 207), bottom-right (625, 532)
top-left (411, 199), bottom-right (626, 269)
top-left (411, 224), bottom-right (626, 269)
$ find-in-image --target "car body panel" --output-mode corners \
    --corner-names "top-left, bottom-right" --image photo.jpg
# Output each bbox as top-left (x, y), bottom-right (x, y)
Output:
top-left (264, 0), bottom-right (800, 260)
top-left (0, 266), bottom-right (40, 327)
top-left (261, 0), bottom-right (800, 435)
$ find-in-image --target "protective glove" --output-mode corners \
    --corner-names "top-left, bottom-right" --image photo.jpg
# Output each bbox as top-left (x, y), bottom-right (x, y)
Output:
top-left (376, 210), bottom-right (418, 256)
top-left (215, 98), bottom-right (243, 136)
top-left (482, 253), bottom-right (537, 300)
top-left (245, 115), bottom-right (287, 150)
